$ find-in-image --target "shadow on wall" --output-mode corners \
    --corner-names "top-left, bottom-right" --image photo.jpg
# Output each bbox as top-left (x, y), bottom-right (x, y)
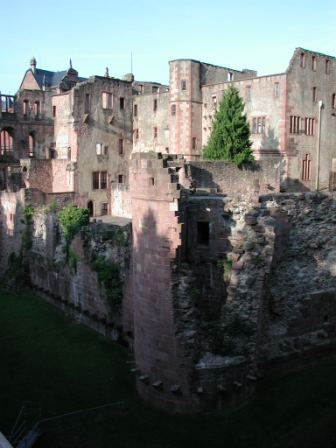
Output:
top-left (260, 127), bottom-right (280, 152)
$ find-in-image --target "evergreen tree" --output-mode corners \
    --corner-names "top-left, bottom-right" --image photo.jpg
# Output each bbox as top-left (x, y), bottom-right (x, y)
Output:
top-left (202, 85), bottom-right (254, 167)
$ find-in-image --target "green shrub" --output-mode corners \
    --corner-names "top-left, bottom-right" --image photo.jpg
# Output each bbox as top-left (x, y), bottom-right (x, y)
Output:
top-left (59, 205), bottom-right (89, 257)
top-left (24, 205), bottom-right (34, 223)
top-left (91, 256), bottom-right (123, 312)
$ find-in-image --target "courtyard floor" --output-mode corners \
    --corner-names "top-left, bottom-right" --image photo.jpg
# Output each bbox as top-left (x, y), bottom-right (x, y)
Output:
top-left (1, 289), bottom-right (336, 447)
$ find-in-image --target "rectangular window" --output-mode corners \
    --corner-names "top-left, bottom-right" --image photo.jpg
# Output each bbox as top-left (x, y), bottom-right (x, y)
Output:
top-left (181, 80), bottom-right (187, 90)
top-left (246, 86), bottom-right (252, 101)
top-left (100, 171), bottom-right (107, 189)
top-left (290, 115), bottom-right (301, 134)
top-left (302, 154), bottom-right (312, 181)
top-left (326, 59), bottom-right (330, 74)
top-left (305, 118), bottom-right (315, 136)
top-left (212, 95), bottom-right (217, 107)
top-left (252, 117), bottom-right (265, 134)
top-left (153, 99), bottom-right (157, 112)
top-left (312, 56), bottom-right (317, 71)
top-left (313, 87), bottom-right (317, 103)
top-left (119, 97), bottom-right (125, 110)
top-left (92, 172), bottom-right (99, 189)
top-left (102, 92), bottom-right (112, 109)
top-left (171, 104), bottom-right (176, 116)
top-left (104, 145), bottom-right (108, 155)
top-left (300, 52), bottom-right (306, 68)
top-left (135, 129), bottom-right (139, 139)
top-left (92, 171), bottom-right (107, 189)
top-left (227, 72), bottom-right (234, 81)
top-left (119, 138), bottom-right (124, 155)
top-left (192, 137), bottom-right (196, 150)
top-left (197, 222), bottom-right (209, 245)
top-left (274, 82), bottom-right (280, 98)
top-left (153, 127), bottom-right (158, 138)
top-left (118, 174), bottom-right (124, 184)
top-left (85, 94), bottom-right (90, 113)
top-left (52, 105), bottom-right (56, 117)
top-left (34, 101), bottom-right (40, 117)
top-left (23, 100), bottom-right (29, 116)
top-left (96, 143), bottom-right (103, 155)
top-left (332, 93), bottom-right (336, 109)
top-left (134, 104), bottom-right (138, 117)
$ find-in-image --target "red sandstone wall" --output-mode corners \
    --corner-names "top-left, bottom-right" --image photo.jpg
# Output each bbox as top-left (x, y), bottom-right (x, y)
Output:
top-left (130, 153), bottom-right (196, 411)
top-left (21, 159), bottom-right (74, 193)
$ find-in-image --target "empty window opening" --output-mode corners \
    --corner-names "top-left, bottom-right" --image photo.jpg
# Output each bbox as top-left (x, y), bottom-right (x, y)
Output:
top-left (305, 118), bottom-right (315, 136)
top-left (290, 115), bottom-right (301, 134)
top-left (1, 95), bottom-right (15, 113)
top-left (100, 171), bottom-right (107, 189)
top-left (326, 59), bottom-right (330, 74)
top-left (118, 174), bottom-right (124, 184)
top-left (171, 104), bottom-right (176, 116)
top-left (103, 145), bottom-right (108, 155)
top-left (85, 94), bottom-right (90, 113)
top-left (119, 97), bottom-right (125, 110)
top-left (332, 93), bottom-right (336, 109)
top-left (274, 82), bottom-right (280, 98)
top-left (96, 143), bottom-right (103, 155)
top-left (227, 72), bottom-right (234, 81)
top-left (181, 80), bottom-right (187, 91)
top-left (150, 177), bottom-right (155, 186)
top-left (52, 105), bottom-right (56, 117)
top-left (23, 100), bottom-right (29, 116)
top-left (300, 52), bottom-right (306, 68)
top-left (0, 129), bottom-right (13, 154)
top-left (34, 101), bottom-right (40, 117)
top-left (153, 99), bottom-right (158, 112)
top-left (28, 133), bottom-right (35, 157)
top-left (313, 87), bottom-right (317, 103)
top-left (153, 127), bottom-right (158, 138)
top-left (92, 171), bottom-right (107, 190)
top-left (135, 128), bottom-right (139, 139)
top-left (192, 137), bottom-right (196, 150)
top-left (212, 95), bottom-right (217, 107)
top-left (312, 56), bottom-right (317, 71)
top-left (119, 138), bottom-right (124, 155)
top-left (102, 92), bottom-right (112, 109)
top-left (252, 117), bottom-right (266, 134)
top-left (302, 154), bottom-right (312, 181)
top-left (152, 86), bottom-right (159, 93)
top-left (197, 222), bottom-right (210, 245)
top-left (134, 104), bottom-right (138, 117)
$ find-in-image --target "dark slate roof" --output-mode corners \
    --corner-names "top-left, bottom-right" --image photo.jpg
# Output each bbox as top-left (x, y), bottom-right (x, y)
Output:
top-left (31, 68), bottom-right (87, 88)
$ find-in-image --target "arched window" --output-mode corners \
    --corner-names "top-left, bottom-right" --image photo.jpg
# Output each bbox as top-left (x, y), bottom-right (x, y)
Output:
top-left (0, 128), bottom-right (14, 155)
top-left (28, 132), bottom-right (35, 157)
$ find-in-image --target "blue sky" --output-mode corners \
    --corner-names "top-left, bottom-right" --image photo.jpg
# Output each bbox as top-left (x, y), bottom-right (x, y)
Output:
top-left (1, 0), bottom-right (335, 94)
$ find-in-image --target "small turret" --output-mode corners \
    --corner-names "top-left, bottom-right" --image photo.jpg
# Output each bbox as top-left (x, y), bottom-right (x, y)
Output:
top-left (105, 67), bottom-right (110, 78)
top-left (30, 57), bottom-right (37, 73)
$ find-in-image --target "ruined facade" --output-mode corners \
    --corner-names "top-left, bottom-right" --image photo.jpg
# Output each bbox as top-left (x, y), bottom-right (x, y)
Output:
top-left (0, 48), bottom-right (336, 413)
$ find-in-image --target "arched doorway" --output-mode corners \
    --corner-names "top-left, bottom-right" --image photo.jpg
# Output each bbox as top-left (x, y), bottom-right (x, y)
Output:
top-left (87, 200), bottom-right (94, 217)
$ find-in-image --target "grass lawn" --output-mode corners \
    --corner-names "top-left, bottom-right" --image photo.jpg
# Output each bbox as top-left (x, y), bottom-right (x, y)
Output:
top-left (1, 289), bottom-right (336, 447)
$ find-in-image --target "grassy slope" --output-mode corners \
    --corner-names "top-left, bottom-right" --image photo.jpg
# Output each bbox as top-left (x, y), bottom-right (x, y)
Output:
top-left (1, 289), bottom-right (336, 447)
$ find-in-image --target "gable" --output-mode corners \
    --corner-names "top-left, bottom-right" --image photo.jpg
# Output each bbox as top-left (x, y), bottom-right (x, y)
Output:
top-left (20, 70), bottom-right (41, 90)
